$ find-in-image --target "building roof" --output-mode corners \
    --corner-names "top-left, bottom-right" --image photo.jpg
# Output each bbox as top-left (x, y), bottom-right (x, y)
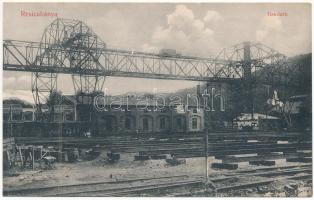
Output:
top-left (62, 94), bottom-right (200, 107)
top-left (288, 95), bottom-right (308, 102)
top-left (236, 113), bottom-right (279, 121)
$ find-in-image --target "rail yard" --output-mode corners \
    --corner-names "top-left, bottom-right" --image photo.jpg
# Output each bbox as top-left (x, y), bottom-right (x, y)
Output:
top-left (2, 4), bottom-right (313, 198)
top-left (3, 130), bottom-right (312, 197)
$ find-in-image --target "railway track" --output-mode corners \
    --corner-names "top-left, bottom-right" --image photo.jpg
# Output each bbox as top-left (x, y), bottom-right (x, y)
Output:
top-left (169, 165), bottom-right (312, 197)
top-left (96, 165), bottom-right (313, 197)
top-left (9, 131), bottom-right (312, 169)
top-left (211, 165), bottom-right (312, 183)
top-left (5, 131), bottom-right (311, 196)
top-left (4, 174), bottom-right (192, 196)
top-left (13, 131), bottom-right (311, 145)
top-left (5, 164), bottom-right (312, 197)
top-left (12, 138), bottom-right (311, 156)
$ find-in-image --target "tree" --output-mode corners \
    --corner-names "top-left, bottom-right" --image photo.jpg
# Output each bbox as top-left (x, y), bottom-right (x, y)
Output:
top-left (46, 90), bottom-right (63, 122)
top-left (46, 90), bottom-right (63, 106)
top-left (224, 82), bottom-right (246, 123)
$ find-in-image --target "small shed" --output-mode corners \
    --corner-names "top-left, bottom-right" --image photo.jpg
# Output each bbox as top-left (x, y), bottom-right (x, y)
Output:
top-left (234, 113), bottom-right (281, 130)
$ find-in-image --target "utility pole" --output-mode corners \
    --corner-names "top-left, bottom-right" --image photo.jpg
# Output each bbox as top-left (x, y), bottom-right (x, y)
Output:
top-left (243, 41), bottom-right (253, 120)
top-left (198, 83), bottom-right (210, 182)
top-left (205, 130), bottom-right (209, 181)
top-left (10, 105), bottom-right (13, 138)
top-left (266, 85), bottom-right (270, 119)
top-left (58, 93), bottom-right (63, 162)
top-left (59, 110), bottom-right (63, 162)
top-left (32, 147), bottom-right (35, 171)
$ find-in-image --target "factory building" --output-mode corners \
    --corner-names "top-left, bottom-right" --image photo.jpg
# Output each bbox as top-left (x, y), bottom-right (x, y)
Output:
top-left (3, 94), bottom-right (205, 137)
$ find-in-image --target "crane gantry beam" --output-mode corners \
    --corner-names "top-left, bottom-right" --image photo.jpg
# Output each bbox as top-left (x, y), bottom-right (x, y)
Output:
top-left (3, 40), bottom-right (241, 82)
top-left (3, 18), bottom-right (293, 116)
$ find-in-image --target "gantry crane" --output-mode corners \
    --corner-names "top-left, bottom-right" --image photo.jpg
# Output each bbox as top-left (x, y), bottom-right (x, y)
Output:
top-left (3, 18), bottom-right (293, 119)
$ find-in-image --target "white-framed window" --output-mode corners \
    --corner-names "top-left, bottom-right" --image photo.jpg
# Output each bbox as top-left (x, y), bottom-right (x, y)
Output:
top-left (192, 117), bottom-right (198, 129)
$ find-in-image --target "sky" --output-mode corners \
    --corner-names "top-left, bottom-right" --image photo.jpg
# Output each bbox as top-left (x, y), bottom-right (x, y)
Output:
top-left (3, 3), bottom-right (312, 104)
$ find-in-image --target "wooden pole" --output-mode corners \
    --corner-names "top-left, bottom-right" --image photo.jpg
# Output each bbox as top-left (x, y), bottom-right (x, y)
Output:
top-left (59, 112), bottom-right (63, 162)
top-left (19, 147), bottom-right (23, 167)
top-left (10, 105), bottom-right (13, 138)
top-left (205, 130), bottom-right (209, 181)
top-left (32, 147), bottom-right (35, 171)
top-left (204, 83), bottom-right (212, 182)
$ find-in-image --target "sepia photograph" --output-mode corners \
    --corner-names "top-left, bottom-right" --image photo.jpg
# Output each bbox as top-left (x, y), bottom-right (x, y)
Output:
top-left (2, 2), bottom-right (312, 197)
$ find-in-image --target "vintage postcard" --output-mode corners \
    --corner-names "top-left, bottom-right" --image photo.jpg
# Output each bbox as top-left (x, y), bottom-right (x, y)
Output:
top-left (2, 2), bottom-right (312, 197)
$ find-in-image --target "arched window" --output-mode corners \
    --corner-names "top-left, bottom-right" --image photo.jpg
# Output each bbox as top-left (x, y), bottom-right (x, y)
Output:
top-left (160, 117), bottom-right (166, 129)
top-left (220, 96), bottom-right (225, 111)
top-left (125, 118), bottom-right (131, 129)
top-left (23, 111), bottom-right (33, 121)
top-left (175, 117), bottom-right (184, 130)
top-left (143, 118), bottom-right (149, 130)
top-left (176, 117), bottom-right (182, 129)
top-left (192, 117), bottom-right (198, 129)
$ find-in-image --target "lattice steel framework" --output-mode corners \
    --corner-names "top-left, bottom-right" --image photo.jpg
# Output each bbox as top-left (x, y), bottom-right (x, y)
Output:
top-left (214, 41), bottom-right (287, 80)
top-left (3, 19), bottom-right (293, 115)
top-left (214, 41), bottom-right (293, 115)
top-left (30, 19), bottom-right (107, 109)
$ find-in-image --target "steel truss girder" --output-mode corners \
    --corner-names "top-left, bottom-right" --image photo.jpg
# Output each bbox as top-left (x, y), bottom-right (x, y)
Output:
top-left (4, 19), bottom-right (297, 110)
top-left (3, 39), bottom-right (241, 80)
top-left (3, 39), bottom-right (294, 85)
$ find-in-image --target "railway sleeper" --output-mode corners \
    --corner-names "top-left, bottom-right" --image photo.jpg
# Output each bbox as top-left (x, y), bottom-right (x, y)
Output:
top-left (211, 163), bottom-right (238, 170)
top-left (249, 160), bottom-right (276, 166)
top-left (134, 155), bottom-right (150, 161)
top-left (286, 157), bottom-right (312, 163)
top-left (220, 152), bottom-right (311, 163)
top-left (151, 155), bottom-right (167, 160)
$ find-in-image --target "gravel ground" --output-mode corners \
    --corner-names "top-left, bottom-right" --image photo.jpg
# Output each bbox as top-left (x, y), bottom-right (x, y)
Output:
top-left (3, 151), bottom-right (313, 197)
top-left (4, 152), bottom-right (213, 190)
